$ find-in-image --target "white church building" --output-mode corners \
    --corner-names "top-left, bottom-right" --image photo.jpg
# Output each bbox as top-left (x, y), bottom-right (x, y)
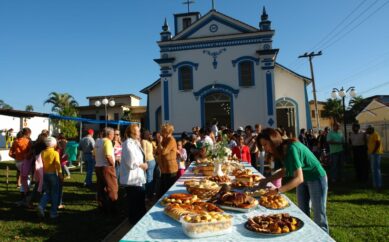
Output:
top-left (141, 7), bottom-right (312, 137)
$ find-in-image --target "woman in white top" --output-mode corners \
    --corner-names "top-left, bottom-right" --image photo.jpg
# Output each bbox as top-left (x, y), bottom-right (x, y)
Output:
top-left (120, 124), bottom-right (148, 224)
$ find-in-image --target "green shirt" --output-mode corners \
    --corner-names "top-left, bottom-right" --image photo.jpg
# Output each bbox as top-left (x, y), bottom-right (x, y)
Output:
top-left (285, 142), bottom-right (326, 181)
top-left (327, 130), bottom-right (344, 154)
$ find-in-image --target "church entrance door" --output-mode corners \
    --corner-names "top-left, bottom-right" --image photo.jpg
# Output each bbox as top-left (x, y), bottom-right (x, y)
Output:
top-left (203, 92), bottom-right (232, 128)
top-left (276, 99), bottom-right (297, 137)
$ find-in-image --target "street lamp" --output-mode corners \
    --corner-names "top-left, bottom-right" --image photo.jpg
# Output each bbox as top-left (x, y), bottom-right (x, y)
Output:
top-left (95, 98), bottom-right (115, 127)
top-left (331, 86), bottom-right (357, 142)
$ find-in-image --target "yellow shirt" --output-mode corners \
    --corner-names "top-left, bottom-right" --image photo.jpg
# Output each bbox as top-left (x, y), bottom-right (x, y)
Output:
top-left (142, 140), bottom-right (155, 162)
top-left (368, 132), bottom-right (383, 155)
top-left (41, 147), bottom-right (62, 173)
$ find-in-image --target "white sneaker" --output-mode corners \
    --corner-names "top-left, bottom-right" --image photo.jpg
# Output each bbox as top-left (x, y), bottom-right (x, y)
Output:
top-left (37, 206), bottom-right (45, 218)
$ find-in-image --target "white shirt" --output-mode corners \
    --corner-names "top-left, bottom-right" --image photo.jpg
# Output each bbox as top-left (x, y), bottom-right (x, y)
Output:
top-left (349, 131), bottom-right (366, 146)
top-left (211, 124), bottom-right (219, 137)
top-left (203, 135), bottom-right (214, 147)
top-left (120, 138), bottom-right (146, 187)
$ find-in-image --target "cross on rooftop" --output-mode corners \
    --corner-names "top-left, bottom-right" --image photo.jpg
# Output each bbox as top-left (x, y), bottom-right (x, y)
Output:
top-left (182, 0), bottom-right (195, 13)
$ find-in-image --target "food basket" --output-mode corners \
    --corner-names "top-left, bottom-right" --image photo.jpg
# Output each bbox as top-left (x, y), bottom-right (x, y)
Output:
top-left (186, 186), bottom-right (220, 200)
top-left (180, 214), bottom-right (233, 238)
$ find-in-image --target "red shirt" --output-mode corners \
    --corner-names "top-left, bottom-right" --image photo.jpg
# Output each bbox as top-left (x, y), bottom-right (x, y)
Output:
top-left (232, 145), bottom-right (251, 164)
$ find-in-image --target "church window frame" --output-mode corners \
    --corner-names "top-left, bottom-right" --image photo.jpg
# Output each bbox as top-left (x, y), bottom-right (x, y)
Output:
top-left (238, 60), bottom-right (255, 87)
top-left (178, 65), bottom-right (193, 91)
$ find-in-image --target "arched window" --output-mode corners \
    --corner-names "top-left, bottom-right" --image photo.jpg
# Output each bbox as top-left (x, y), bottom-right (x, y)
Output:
top-left (239, 61), bottom-right (254, 86)
top-left (178, 66), bottom-right (193, 90)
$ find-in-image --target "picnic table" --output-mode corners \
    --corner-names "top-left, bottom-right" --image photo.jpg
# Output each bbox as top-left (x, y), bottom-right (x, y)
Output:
top-left (120, 163), bottom-right (334, 242)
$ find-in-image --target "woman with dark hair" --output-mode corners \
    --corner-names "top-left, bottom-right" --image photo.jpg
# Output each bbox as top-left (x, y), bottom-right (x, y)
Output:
top-left (257, 128), bottom-right (329, 233)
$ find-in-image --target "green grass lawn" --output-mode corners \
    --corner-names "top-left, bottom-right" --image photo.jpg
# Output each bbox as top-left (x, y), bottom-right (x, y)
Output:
top-left (285, 158), bottom-right (389, 242)
top-left (0, 159), bottom-right (388, 242)
top-left (0, 162), bottom-right (127, 242)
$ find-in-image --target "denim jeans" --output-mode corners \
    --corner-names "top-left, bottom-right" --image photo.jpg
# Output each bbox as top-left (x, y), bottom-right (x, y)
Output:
top-left (296, 176), bottom-right (329, 233)
top-left (146, 160), bottom-right (156, 199)
top-left (330, 151), bottom-right (343, 182)
top-left (370, 154), bottom-right (382, 188)
top-left (83, 153), bottom-right (95, 186)
top-left (39, 173), bottom-right (60, 217)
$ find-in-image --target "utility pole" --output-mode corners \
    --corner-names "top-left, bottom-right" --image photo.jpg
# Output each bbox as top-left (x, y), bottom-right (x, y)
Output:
top-left (299, 51), bottom-right (322, 130)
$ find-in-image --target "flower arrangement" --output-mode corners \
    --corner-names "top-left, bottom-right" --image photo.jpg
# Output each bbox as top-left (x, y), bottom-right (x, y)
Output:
top-left (205, 135), bottom-right (232, 163)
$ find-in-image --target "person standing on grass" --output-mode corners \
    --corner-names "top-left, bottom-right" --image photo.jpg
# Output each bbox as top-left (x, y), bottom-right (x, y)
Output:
top-left (79, 129), bottom-right (95, 187)
top-left (57, 140), bottom-right (69, 209)
top-left (257, 128), bottom-right (329, 233)
top-left (141, 130), bottom-right (156, 202)
top-left (9, 128), bottom-right (32, 206)
top-left (113, 129), bottom-right (122, 181)
top-left (366, 125), bottom-right (383, 191)
top-left (349, 123), bottom-right (368, 183)
top-left (120, 124), bottom-right (148, 224)
top-left (94, 127), bottom-right (118, 215)
top-left (65, 137), bottom-right (79, 168)
top-left (327, 122), bottom-right (344, 183)
top-left (38, 137), bottom-right (63, 219)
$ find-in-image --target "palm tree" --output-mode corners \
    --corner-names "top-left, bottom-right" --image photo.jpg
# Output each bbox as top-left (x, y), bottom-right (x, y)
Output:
top-left (322, 98), bottom-right (343, 124)
top-left (44, 92), bottom-right (79, 138)
top-left (44, 92), bottom-right (79, 114)
top-left (0, 99), bottom-right (13, 109)
top-left (346, 95), bottom-right (366, 123)
top-left (25, 105), bottom-right (34, 112)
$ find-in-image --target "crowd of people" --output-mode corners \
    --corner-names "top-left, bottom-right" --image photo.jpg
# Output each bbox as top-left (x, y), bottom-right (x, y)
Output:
top-left (6, 121), bottom-right (383, 233)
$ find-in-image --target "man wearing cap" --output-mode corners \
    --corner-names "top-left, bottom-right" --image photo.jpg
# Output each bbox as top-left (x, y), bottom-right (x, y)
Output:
top-left (79, 129), bottom-right (96, 187)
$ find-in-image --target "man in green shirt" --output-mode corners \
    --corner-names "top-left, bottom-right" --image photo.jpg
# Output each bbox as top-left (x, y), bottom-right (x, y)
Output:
top-left (327, 122), bottom-right (344, 183)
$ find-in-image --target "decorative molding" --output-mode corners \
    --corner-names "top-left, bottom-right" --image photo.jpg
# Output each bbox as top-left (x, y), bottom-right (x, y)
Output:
top-left (209, 24), bottom-right (218, 33)
top-left (160, 35), bottom-right (272, 52)
top-left (193, 83), bottom-right (239, 100)
top-left (154, 57), bottom-right (175, 64)
top-left (172, 61), bottom-right (199, 72)
top-left (231, 56), bottom-right (260, 67)
top-left (203, 48), bottom-right (227, 69)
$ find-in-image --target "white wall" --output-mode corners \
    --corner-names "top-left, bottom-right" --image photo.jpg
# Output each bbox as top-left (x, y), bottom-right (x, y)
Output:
top-left (189, 19), bottom-right (244, 39)
top-left (148, 83), bottom-right (162, 132)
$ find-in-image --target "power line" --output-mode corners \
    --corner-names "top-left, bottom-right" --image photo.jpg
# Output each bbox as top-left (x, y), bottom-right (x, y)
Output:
top-left (321, 0), bottom-right (389, 50)
top-left (358, 81), bottom-right (389, 95)
top-left (309, 0), bottom-right (366, 52)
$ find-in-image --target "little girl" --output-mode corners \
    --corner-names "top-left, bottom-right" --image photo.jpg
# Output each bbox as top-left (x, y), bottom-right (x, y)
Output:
top-left (176, 140), bottom-right (187, 178)
top-left (57, 140), bottom-right (69, 209)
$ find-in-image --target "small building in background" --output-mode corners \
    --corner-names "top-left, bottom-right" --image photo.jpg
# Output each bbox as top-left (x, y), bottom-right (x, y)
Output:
top-left (77, 94), bottom-right (147, 133)
top-left (309, 100), bottom-right (332, 130)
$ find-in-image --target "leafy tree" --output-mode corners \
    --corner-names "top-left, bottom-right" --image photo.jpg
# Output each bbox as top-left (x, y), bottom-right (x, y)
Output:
top-left (322, 98), bottom-right (343, 124)
top-left (346, 95), bottom-right (366, 123)
top-left (0, 100), bottom-right (13, 109)
top-left (44, 92), bottom-right (79, 138)
top-left (25, 105), bottom-right (34, 112)
top-left (121, 110), bottom-right (132, 121)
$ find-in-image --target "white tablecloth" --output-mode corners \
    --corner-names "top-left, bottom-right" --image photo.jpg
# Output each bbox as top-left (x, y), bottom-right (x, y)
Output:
top-left (120, 163), bottom-right (334, 242)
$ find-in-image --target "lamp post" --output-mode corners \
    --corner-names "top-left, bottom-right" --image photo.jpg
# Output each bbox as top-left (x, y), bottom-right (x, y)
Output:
top-left (95, 98), bottom-right (115, 127)
top-left (331, 86), bottom-right (357, 143)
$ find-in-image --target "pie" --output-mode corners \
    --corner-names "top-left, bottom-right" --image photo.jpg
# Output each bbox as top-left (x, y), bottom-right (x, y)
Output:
top-left (161, 193), bottom-right (199, 206)
top-left (245, 213), bottom-right (302, 234)
top-left (164, 202), bottom-right (224, 221)
top-left (259, 194), bottom-right (289, 209)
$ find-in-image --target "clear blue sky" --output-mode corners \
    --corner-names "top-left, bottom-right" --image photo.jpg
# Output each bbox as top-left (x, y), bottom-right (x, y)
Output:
top-left (1, 0), bottom-right (388, 112)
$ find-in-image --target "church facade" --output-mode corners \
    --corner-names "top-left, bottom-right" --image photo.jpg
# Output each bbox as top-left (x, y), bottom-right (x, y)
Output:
top-left (141, 7), bottom-right (312, 137)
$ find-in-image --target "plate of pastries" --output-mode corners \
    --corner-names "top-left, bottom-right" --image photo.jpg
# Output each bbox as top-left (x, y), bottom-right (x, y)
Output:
top-left (244, 188), bottom-right (268, 198)
top-left (160, 193), bottom-right (200, 206)
top-left (216, 191), bottom-right (258, 212)
top-left (164, 201), bottom-right (224, 221)
top-left (259, 193), bottom-right (290, 209)
top-left (245, 213), bottom-right (304, 235)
